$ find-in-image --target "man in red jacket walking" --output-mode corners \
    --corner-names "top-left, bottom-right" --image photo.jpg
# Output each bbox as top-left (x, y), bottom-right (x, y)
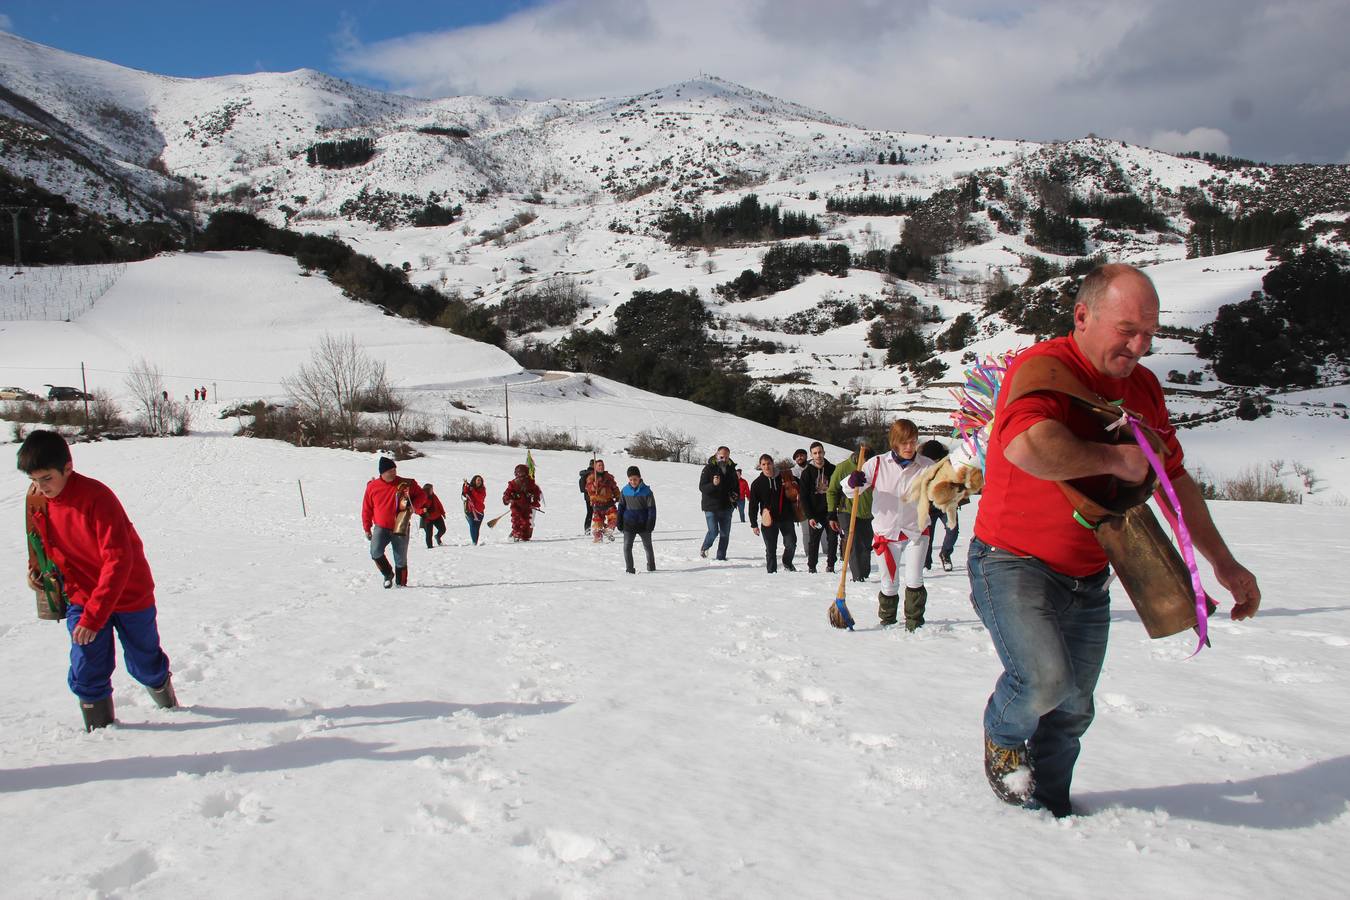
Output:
top-left (18, 430), bottom-right (177, 732)
top-left (362, 456), bottom-right (428, 588)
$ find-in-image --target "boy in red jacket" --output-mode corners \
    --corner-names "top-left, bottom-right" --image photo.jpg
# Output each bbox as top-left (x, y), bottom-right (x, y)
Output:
top-left (361, 456), bottom-right (428, 587)
top-left (18, 430), bottom-right (177, 732)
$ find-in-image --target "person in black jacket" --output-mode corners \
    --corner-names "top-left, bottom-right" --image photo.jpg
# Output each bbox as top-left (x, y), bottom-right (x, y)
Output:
top-left (698, 445), bottom-right (739, 561)
top-left (800, 441), bottom-right (838, 573)
top-left (578, 459), bottom-right (595, 535)
top-left (748, 454), bottom-right (799, 573)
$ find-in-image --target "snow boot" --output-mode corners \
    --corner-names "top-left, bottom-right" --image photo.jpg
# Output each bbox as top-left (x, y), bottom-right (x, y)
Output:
top-left (147, 675), bottom-right (178, 709)
top-left (984, 733), bottom-right (1035, 806)
top-left (80, 696), bottom-right (115, 732)
top-left (375, 557), bottom-right (394, 589)
top-left (904, 586), bottom-right (928, 632)
top-left (877, 591), bottom-right (899, 626)
top-left (395, 566), bottom-right (408, 587)
top-left (940, 553), bottom-right (953, 572)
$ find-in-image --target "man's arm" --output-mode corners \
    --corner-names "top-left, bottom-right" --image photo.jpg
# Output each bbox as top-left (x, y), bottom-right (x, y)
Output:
top-left (1004, 419), bottom-right (1150, 483)
top-left (1169, 473), bottom-right (1261, 620)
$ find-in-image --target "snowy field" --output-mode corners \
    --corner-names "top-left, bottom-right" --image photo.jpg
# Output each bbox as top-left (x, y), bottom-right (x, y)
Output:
top-left (1, 431), bottom-right (1348, 898)
top-left (1, 250), bottom-right (1347, 897)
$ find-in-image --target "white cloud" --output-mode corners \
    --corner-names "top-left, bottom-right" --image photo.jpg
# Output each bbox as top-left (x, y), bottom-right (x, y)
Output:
top-left (1141, 127), bottom-right (1232, 156)
top-left (0, 14), bottom-right (14, 33)
top-left (332, 0), bottom-right (1350, 162)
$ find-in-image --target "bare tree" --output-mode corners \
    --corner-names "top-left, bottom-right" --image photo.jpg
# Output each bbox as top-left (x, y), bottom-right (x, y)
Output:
top-left (283, 333), bottom-right (379, 449)
top-left (124, 358), bottom-right (171, 436)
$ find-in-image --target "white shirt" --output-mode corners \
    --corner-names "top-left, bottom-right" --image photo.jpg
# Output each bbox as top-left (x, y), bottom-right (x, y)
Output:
top-left (842, 452), bottom-right (935, 540)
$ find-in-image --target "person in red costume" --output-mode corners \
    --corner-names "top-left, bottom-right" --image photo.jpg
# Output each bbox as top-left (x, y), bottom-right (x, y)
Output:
top-left (970, 263), bottom-right (1261, 818)
top-left (18, 430), bottom-right (177, 732)
top-left (361, 456), bottom-right (428, 588)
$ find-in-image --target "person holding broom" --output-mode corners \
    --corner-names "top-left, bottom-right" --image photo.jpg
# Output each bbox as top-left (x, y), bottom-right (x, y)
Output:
top-left (843, 419), bottom-right (935, 630)
top-left (461, 475), bottom-right (486, 545)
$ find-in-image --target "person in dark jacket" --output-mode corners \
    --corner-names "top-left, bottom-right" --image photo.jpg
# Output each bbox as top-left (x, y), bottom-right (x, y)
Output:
top-left (18, 430), bottom-right (178, 731)
top-left (800, 441), bottom-right (838, 573)
top-left (617, 465), bottom-right (657, 573)
top-left (698, 446), bottom-right (738, 561)
top-left (919, 439), bottom-right (962, 571)
top-left (578, 460), bottom-right (595, 534)
top-left (748, 454), bottom-right (799, 573)
top-left (828, 448), bottom-right (874, 583)
top-left (419, 483), bottom-right (448, 548)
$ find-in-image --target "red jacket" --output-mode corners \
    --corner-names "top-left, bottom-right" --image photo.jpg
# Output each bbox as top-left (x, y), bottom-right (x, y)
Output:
top-left (29, 472), bottom-right (155, 632)
top-left (461, 482), bottom-right (486, 517)
top-left (974, 334), bottom-right (1184, 577)
top-left (738, 477), bottom-right (750, 500)
top-left (362, 476), bottom-right (428, 533)
top-left (420, 493), bottom-right (447, 522)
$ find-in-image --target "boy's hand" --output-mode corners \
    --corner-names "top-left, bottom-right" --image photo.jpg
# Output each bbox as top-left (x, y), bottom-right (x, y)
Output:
top-left (27, 568), bottom-right (42, 591)
top-left (72, 625), bottom-right (97, 645)
top-left (364, 531), bottom-right (372, 541)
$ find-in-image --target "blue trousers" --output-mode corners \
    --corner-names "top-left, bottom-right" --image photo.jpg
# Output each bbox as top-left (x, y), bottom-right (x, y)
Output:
top-left (924, 508), bottom-right (961, 567)
top-left (66, 604), bottom-right (171, 702)
top-left (968, 538), bottom-right (1110, 816)
top-left (370, 525), bottom-right (409, 568)
top-left (466, 514), bottom-right (482, 545)
top-left (701, 509), bottom-right (733, 560)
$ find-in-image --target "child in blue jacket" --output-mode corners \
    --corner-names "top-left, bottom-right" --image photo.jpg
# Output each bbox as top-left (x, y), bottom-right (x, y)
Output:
top-left (617, 466), bottom-right (657, 573)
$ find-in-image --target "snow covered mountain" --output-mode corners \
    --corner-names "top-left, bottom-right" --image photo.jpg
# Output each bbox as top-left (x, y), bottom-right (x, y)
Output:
top-left (2, 31), bottom-right (1348, 495)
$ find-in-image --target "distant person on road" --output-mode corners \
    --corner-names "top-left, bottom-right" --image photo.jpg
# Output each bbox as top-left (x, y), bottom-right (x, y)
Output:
top-left (17, 429), bottom-right (178, 732)
top-left (698, 446), bottom-right (738, 560)
top-left (362, 456), bottom-right (429, 588)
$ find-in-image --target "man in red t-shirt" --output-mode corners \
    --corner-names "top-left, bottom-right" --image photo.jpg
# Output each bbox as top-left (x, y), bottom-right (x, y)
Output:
top-left (970, 264), bottom-right (1260, 818)
top-left (19, 430), bottom-right (177, 732)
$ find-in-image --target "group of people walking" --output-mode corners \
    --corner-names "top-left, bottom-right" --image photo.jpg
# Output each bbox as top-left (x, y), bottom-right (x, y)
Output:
top-left (17, 263), bottom-right (1265, 830)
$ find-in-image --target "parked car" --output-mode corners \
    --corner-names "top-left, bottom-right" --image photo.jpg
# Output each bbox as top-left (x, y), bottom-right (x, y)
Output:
top-left (46, 386), bottom-right (92, 401)
top-left (0, 386), bottom-right (39, 401)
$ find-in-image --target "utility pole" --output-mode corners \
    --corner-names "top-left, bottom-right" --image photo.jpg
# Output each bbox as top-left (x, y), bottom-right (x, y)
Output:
top-left (504, 380), bottom-right (511, 445)
top-left (0, 206), bottom-right (26, 271)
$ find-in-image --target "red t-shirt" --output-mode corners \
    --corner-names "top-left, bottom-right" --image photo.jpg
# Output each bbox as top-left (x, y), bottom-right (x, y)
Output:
top-left (33, 471), bottom-right (156, 632)
top-left (973, 335), bottom-right (1185, 577)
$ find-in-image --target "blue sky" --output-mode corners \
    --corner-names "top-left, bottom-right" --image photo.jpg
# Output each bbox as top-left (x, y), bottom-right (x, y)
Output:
top-left (0, 1), bottom-right (543, 79)
top-left (2, 1), bottom-right (1347, 164)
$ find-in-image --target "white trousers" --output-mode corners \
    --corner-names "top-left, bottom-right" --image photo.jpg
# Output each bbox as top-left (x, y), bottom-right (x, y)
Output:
top-left (878, 535), bottom-right (928, 594)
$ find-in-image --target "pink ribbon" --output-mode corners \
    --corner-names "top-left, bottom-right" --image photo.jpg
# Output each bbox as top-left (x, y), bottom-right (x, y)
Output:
top-left (1120, 415), bottom-right (1210, 656)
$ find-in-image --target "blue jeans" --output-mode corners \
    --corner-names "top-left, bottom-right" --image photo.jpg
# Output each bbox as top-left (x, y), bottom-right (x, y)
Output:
top-left (924, 508), bottom-right (960, 567)
top-left (466, 514), bottom-right (482, 545)
top-left (701, 509), bottom-right (733, 560)
top-left (66, 604), bottom-right (171, 702)
top-left (736, 498), bottom-right (746, 522)
top-left (968, 538), bottom-right (1111, 816)
top-left (370, 525), bottom-right (409, 568)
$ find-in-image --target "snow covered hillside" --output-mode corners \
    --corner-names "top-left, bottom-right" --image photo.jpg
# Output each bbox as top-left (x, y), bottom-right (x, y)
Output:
top-left (1, 428), bottom-right (1347, 898)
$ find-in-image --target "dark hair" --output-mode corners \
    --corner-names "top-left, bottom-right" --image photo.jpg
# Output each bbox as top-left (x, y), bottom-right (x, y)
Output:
top-left (626, 465), bottom-right (640, 477)
top-left (809, 441), bottom-right (824, 452)
top-left (758, 453), bottom-right (773, 466)
top-left (919, 440), bottom-right (948, 461)
top-left (16, 430), bottom-right (71, 473)
top-left (423, 483), bottom-right (435, 491)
